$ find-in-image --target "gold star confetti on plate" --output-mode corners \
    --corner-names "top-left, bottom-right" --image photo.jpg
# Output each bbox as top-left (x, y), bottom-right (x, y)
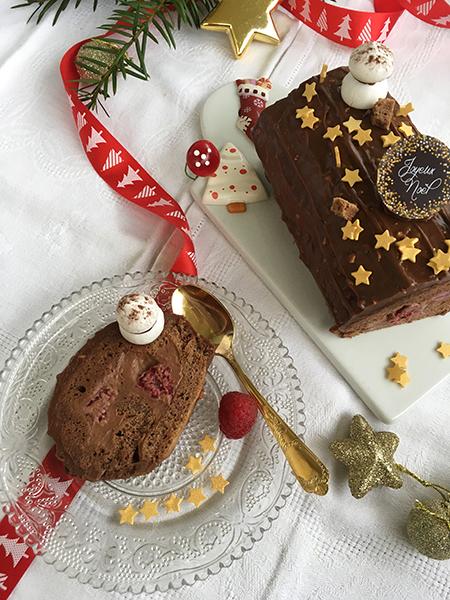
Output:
top-left (341, 219), bottom-right (364, 241)
top-left (352, 127), bottom-right (373, 146)
top-left (323, 124), bottom-right (343, 142)
top-left (391, 353), bottom-right (408, 369)
top-left (343, 116), bottom-right (362, 133)
top-left (199, 434), bottom-right (216, 453)
top-left (300, 110), bottom-right (319, 129)
top-left (201, 0), bottom-right (280, 59)
top-left (185, 455), bottom-right (203, 474)
top-left (374, 230), bottom-right (396, 251)
top-left (386, 364), bottom-right (410, 387)
top-left (341, 168), bottom-right (362, 187)
top-left (187, 487), bottom-right (207, 508)
top-left (381, 131), bottom-right (401, 147)
top-left (295, 106), bottom-right (313, 119)
top-left (319, 63), bottom-right (328, 83)
top-left (119, 504), bottom-right (138, 525)
top-left (140, 500), bottom-right (159, 521)
top-left (165, 493), bottom-right (183, 513)
top-left (396, 102), bottom-right (414, 117)
top-left (399, 123), bottom-right (414, 137)
top-left (302, 82), bottom-right (317, 103)
top-left (351, 265), bottom-right (372, 286)
top-left (436, 342), bottom-right (450, 358)
top-left (210, 474), bottom-right (230, 494)
top-left (330, 414), bottom-right (403, 499)
top-left (396, 237), bottom-right (421, 263)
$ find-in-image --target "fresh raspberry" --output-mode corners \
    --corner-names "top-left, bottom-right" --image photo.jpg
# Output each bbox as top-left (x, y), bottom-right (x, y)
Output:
top-left (139, 364), bottom-right (173, 399)
top-left (85, 386), bottom-right (114, 423)
top-left (218, 392), bottom-right (258, 439)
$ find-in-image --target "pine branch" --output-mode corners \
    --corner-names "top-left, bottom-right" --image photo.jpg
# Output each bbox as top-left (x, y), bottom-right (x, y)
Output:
top-left (12, 0), bottom-right (98, 25)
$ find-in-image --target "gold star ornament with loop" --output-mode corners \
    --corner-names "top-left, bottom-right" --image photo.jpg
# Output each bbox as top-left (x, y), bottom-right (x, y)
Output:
top-left (201, 0), bottom-right (280, 59)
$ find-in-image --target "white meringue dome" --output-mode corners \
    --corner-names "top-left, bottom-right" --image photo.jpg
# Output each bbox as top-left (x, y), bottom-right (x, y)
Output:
top-left (116, 292), bottom-right (165, 345)
top-left (349, 41), bottom-right (394, 84)
top-left (341, 73), bottom-right (388, 110)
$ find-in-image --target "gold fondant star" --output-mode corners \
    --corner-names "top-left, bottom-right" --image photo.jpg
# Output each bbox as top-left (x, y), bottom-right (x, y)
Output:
top-left (427, 242), bottom-right (450, 275)
top-left (352, 127), bottom-right (373, 146)
top-left (375, 230), bottom-right (396, 251)
top-left (386, 364), bottom-right (409, 387)
top-left (323, 125), bottom-right (343, 142)
top-left (301, 110), bottom-right (319, 129)
top-left (381, 131), bottom-right (401, 147)
top-left (396, 236), bottom-right (421, 262)
top-left (210, 474), bottom-right (230, 494)
top-left (397, 371), bottom-right (410, 387)
top-left (341, 168), bottom-right (362, 187)
top-left (399, 123), bottom-right (414, 137)
top-left (295, 106), bottom-right (313, 119)
top-left (187, 487), bottom-right (207, 508)
top-left (140, 500), bottom-right (159, 521)
top-left (436, 342), bottom-right (450, 358)
top-left (351, 265), bottom-right (372, 286)
top-left (199, 434), bottom-right (216, 453)
top-left (343, 116), bottom-right (362, 133)
top-left (302, 82), bottom-right (317, 103)
top-left (391, 353), bottom-right (408, 369)
top-left (119, 504), bottom-right (138, 525)
top-left (201, 0), bottom-right (280, 59)
top-left (396, 236), bottom-right (419, 248)
top-left (185, 455), bottom-right (203, 474)
top-left (165, 493), bottom-right (183, 513)
top-left (330, 414), bottom-right (403, 499)
top-left (396, 102), bottom-right (414, 117)
top-left (341, 219), bottom-right (364, 241)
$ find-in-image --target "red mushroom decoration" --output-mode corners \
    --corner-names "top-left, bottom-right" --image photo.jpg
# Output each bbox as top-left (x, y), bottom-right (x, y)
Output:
top-left (185, 139), bottom-right (220, 179)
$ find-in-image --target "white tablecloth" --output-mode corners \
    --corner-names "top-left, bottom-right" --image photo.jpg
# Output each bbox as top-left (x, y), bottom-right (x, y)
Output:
top-left (1, 2), bottom-right (449, 599)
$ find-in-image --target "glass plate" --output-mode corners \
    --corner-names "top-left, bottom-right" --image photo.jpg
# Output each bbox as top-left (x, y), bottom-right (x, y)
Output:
top-left (0, 272), bottom-right (305, 594)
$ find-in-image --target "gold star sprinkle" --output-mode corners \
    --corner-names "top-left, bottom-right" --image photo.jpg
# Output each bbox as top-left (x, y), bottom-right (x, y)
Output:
top-left (323, 125), bottom-right (343, 142)
top-left (187, 487), bottom-right (207, 508)
top-left (210, 474), bottom-right (230, 494)
top-left (199, 434), bottom-right (216, 453)
top-left (399, 123), bottom-right (414, 138)
top-left (381, 131), bottom-right (401, 147)
top-left (300, 110), bottom-right (319, 129)
top-left (341, 168), bottom-right (362, 187)
top-left (436, 342), bottom-right (450, 358)
top-left (341, 219), bottom-right (364, 241)
top-left (343, 116), bottom-right (362, 133)
top-left (334, 146), bottom-right (341, 168)
top-left (386, 364), bottom-right (410, 387)
top-left (375, 230), bottom-right (396, 251)
top-left (302, 82), bottom-right (317, 103)
top-left (140, 500), bottom-right (159, 521)
top-left (295, 106), bottom-right (313, 119)
top-left (396, 102), bottom-right (414, 117)
top-left (397, 371), bottom-right (410, 387)
top-left (352, 127), bottom-right (373, 146)
top-left (119, 504), bottom-right (138, 525)
top-left (320, 63), bottom-right (328, 83)
top-left (351, 265), bottom-right (372, 286)
top-left (396, 236), bottom-right (419, 248)
top-left (396, 237), bottom-right (421, 263)
top-left (165, 493), bottom-right (183, 513)
top-left (427, 241), bottom-right (450, 275)
top-left (391, 353), bottom-right (408, 369)
top-left (185, 455), bottom-right (203, 474)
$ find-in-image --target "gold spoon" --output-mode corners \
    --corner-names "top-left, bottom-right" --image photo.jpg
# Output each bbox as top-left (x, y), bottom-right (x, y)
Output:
top-left (171, 284), bottom-right (329, 496)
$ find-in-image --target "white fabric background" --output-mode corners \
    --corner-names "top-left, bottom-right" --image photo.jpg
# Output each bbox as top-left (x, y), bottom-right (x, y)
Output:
top-left (0, 2), bottom-right (449, 599)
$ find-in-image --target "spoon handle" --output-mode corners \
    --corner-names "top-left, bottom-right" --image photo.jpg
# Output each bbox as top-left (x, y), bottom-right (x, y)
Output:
top-left (224, 353), bottom-right (329, 496)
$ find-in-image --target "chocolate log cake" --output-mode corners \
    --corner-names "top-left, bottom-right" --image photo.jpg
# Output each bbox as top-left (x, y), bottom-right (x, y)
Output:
top-left (253, 66), bottom-right (450, 337)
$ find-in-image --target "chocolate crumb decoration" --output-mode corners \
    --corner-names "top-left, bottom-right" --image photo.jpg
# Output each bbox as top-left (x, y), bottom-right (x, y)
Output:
top-left (331, 197), bottom-right (359, 220)
top-left (371, 97), bottom-right (395, 130)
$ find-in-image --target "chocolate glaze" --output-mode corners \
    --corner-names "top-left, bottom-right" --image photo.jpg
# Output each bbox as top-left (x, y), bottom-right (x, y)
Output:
top-left (253, 67), bottom-right (450, 336)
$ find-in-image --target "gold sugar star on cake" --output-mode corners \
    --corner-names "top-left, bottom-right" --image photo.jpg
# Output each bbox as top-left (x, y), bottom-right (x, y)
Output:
top-left (397, 236), bottom-right (419, 248)
top-left (391, 353), bottom-right (408, 369)
top-left (427, 242), bottom-right (450, 275)
top-left (399, 123), bottom-right (414, 138)
top-left (296, 106), bottom-right (313, 119)
top-left (210, 474), bottom-right (230, 494)
top-left (341, 168), bottom-right (362, 187)
top-left (187, 487), bottom-right (207, 508)
top-left (351, 265), bottom-right (372, 286)
top-left (323, 125), bottom-right (343, 142)
top-left (341, 219), bottom-right (364, 241)
top-left (374, 230), bottom-right (396, 251)
top-left (343, 116), bottom-right (362, 133)
top-left (140, 500), bottom-right (159, 521)
top-left (201, 0), bottom-right (280, 59)
top-left (352, 127), bottom-right (373, 146)
top-left (199, 434), bottom-right (216, 453)
top-left (396, 237), bottom-right (421, 263)
top-left (165, 493), bottom-right (183, 513)
top-left (436, 342), bottom-right (450, 358)
top-left (381, 131), bottom-right (401, 147)
top-left (396, 102), bottom-right (414, 117)
top-left (185, 455), bottom-right (203, 474)
top-left (302, 82), bottom-right (317, 103)
top-left (300, 110), bottom-right (319, 129)
top-left (119, 504), bottom-right (138, 525)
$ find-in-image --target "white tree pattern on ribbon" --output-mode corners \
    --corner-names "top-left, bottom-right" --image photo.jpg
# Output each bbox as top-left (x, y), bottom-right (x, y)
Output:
top-left (102, 149), bottom-right (123, 171)
top-left (117, 166), bottom-right (142, 188)
top-left (317, 7), bottom-right (328, 31)
top-left (377, 17), bottom-right (391, 42)
top-left (167, 210), bottom-right (186, 221)
top-left (147, 198), bottom-right (172, 207)
top-left (300, 0), bottom-right (311, 21)
top-left (416, 0), bottom-right (436, 15)
top-left (134, 184), bottom-right (156, 199)
top-left (41, 474), bottom-right (72, 500)
top-left (188, 251), bottom-right (197, 268)
top-left (433, 13), bottom-right (450, 24)
top-left (86, 127), bottom-right (106, 153)
top-left (77, 112), bottom-right (87, 132)
top-left (288, 0), bottom-right (296, 10)
top-left (334, 14), bottom-right (352, 40)
top-left (0, 536), bottom-right (29, 568)
top-left (0, 572), bottom-right (7, 591)
top-left (358, 18), bottom-right (372, 42)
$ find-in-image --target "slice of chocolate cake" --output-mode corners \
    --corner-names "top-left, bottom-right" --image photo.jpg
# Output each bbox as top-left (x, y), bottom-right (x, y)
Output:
top-left (253, 66), bottom-right (450, 337)
top-left (48, 314), bottom-right (215, 481)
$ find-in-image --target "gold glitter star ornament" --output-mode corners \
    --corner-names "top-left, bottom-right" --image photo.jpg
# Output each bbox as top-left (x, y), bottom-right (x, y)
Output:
top-left (119, 504), bottom-right (138, 525)
top-left (201, 0), bottom-right (280, 59)
top-left (330, 414), bottom-right (403, 499)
